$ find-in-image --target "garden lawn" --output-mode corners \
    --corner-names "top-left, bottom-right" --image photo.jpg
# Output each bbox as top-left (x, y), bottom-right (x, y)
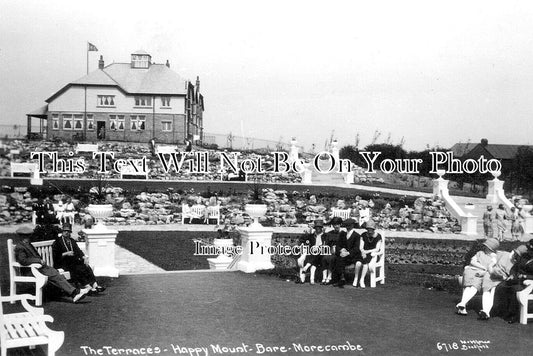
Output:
top-left (4, 272), bottom-right (532, 356)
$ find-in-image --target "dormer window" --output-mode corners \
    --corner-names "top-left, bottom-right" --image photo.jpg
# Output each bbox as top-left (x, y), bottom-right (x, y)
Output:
top-left (131, 52), bottom-right (151, 68)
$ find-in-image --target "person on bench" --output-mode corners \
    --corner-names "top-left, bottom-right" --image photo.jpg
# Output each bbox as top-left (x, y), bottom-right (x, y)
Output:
top-left (333, 218), bottom-right (361, 288)
top-left (477, 246), bottom-right (523, 320)
top-left (15, 226), bottom-right (90, 303)
top-left (455, 238), bottom-right (499, 316)
top-left (52, 223), bottom-right (105, 294)
top-left (321, 217), bottom-right (343, 285)
top-left (499, 245), bottom-right (533, 323)
top-left (296, 220), bottom-right (325, 285)
top-left (356, 220), bottom-right (382, 288)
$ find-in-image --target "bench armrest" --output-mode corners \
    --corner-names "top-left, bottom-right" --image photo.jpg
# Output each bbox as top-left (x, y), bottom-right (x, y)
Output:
top-left (0, 293), bottom-right (45, 315)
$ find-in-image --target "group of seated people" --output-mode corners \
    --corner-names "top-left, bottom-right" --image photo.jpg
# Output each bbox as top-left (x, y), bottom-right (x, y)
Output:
top-left (456, 237), bottom-right (533, 323)
top-left (296, 217), bottom-right (382, 288)
top-left (14, 223), bottom-right (105, 303)
top-left (32, 196), bottom-right (77, 225)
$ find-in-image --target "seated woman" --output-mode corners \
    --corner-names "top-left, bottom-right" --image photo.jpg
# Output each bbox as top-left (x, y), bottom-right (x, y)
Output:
top-left (52, 223), bottom-right (105, 294)
top-left (296, 220), bottom-right (325, 284)
top-left (481, 246), bottom-right (528, 321)
top-left (455, 238), bottom-right (499, 315)
top-left (356, 220), bottom-right (382, 288)
top-left (321, 217), bottom-right (343, 285)
top-left (62, 197), bottom-right (76, 225)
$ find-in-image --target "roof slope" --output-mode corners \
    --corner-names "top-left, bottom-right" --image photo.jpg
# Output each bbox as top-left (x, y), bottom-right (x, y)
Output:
top-left (103, 63), bottom-right (186, 95)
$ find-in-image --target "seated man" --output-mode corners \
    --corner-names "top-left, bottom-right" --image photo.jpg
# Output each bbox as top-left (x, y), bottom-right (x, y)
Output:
top-left (15, 226), bottom-right (89, 303)
top-left (52, 223), bottom-right (105, 294)
top-left (333, 218), bottom-right (362, 288)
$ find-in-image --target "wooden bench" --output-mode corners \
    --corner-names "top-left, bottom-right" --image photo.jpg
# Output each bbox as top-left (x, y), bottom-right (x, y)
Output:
top-left (10, 163), bottom-right (38, 178)
top-left (181, 204), bottom-right (206, 224)
top-left (8, 239), bottom-right (71, 307)
top-left (330, 208), bottom-right (351, 220)
top-left (120, 165), bottom-right (149, 179)
top-left (518, 280), bottom-right (533, 324)
top-left (1, 286), bottom-right (64, 356)
top-left (346, 239), bottom-right (386, 288)
top-left (155, 145), bottom-right (178, 154)
top-left (75, 143), bottom-right (98, 153)
top-left (206, 205), bottom-right (221, 225)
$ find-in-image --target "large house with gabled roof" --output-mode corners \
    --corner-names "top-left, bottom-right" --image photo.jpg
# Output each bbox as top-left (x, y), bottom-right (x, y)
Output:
top-left (27, 50), bottom-right (204, 144)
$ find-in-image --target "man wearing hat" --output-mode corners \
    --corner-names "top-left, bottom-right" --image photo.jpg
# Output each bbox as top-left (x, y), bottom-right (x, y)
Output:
top-left (333, 218), bottom-right (362, 288)
top-left (52, 223), bottom-right (105, 294)
top-left (296, 219), bottom-right (325, 284)
top-left (321, 217), bottom-right (343, 285)
top-left (14, 226), bottom-right (90, 303)
top-left (456, 238), bottom-right (499, 316)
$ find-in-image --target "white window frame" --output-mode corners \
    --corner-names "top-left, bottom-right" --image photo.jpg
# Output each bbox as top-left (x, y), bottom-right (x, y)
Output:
top-left (162, 120), bottom-right (172, 132)
top-left (87, 115), bottom-right (95, 131)
top-left (97, 95), bottom-right (116, 107)
top-left (116, 115), bottom-right (125, 131)
top-left (130, 115), bottom-right (146, 131)
top-left (62, 114), bottom-right (73, 130)
top-left (74, 114), bottom-right (84, 130)
top-left (161, 96), bottom-right (171, 108)
top-left (110, 115), bottom-right (117, 131)
top-left (52, 114), bottom-right (59, 130)
top-left (134, 96), bottom-right (152, 108)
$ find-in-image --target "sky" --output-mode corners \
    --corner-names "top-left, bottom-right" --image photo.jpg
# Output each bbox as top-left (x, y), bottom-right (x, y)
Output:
top-left (1, 0), bottom-right (533, 152)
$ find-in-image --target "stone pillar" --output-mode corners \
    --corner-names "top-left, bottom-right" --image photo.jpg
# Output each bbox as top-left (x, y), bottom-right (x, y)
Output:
top-left (82, 227), bottom-right (119, 277)
top-left (344, 171), bottom-right (354, 185)
top-left (237, 225), bottom-right (275, 273)
top-left (207, 238), bottom-right (233, 270)
top-left (289, 138), bottom-right (299, 163)
top-left (486, 171), bottom-right (505, 204)
top-left (432, 170), bottom-right (449, 198)
top-left (30, 166), bottom-right (43, 186)
top-left (330, 140), bottom-right (339, 169)
top-left (301, 162), bottom-right (312, 184)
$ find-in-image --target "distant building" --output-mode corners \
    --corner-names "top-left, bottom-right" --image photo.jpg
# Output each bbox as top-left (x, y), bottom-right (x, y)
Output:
top-left (27, 50), bottom-right (204, 144)
top-left (451, 139), bottom-right (533, 175)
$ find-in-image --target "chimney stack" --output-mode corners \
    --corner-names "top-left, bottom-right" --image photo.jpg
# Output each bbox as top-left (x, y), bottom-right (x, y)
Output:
top-left (166, 59), bottom-right (170, 68)
top-left (481, 138), bottom-right (488, 147)
top-left (98, 55), bottom-right (105, 69)
top-left (196, 76), bottom-right (200, 94)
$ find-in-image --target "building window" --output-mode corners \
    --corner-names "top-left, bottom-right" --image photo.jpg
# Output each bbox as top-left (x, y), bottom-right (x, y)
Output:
top-left (132, 55), bottom-right (150, 68)
top-left (109, 115), bottom-right (125, 131)
top-left (134, 96), bottom-right (152, 107)
top-left (52, 114), bottom-right (59, 130)
top-left (117, 115), bottom-right (125, 131)
top-left (74, 114), bottom-right (83, 130)
top-left (162, 121), bottom-right (172, 132)
top-left (87, 115), bottom-right (94, 131)
top-left (97, 95), bottom-right (115, 107)
top-left (130, 115), bottom-right (146, 131)
top-left (63, 114), bottom-right (73, 130)
top-left (161, 96), bottom-right (171, 107)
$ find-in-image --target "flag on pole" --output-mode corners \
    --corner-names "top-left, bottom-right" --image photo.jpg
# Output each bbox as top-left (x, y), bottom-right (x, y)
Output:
top-left (88, 42), bottom-right (98, 51)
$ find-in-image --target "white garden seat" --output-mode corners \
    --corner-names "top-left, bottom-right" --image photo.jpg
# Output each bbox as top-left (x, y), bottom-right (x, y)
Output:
top-left (330, 208), bottom-right (351, 220)
top-left (1, 287), bottom-right (64, 356)
top-left (8, 239), bottom-right (70, 307)
top-left (518, 280), bottom-right (533, 325)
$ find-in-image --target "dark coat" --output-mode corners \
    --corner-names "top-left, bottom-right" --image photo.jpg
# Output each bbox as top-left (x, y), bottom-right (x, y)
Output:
top-left (336, 229), bottom-right (361, 258)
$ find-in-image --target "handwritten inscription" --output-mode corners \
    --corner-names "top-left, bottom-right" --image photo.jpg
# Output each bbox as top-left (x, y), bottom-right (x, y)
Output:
top-left (80, 341), bottom-right (364, 355)
top-left (436, 340), bottom-right (491, 352)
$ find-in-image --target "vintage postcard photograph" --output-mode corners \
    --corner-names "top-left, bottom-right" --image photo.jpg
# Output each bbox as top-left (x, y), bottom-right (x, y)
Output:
top-left (1, 1), bottom-right (533, 355)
